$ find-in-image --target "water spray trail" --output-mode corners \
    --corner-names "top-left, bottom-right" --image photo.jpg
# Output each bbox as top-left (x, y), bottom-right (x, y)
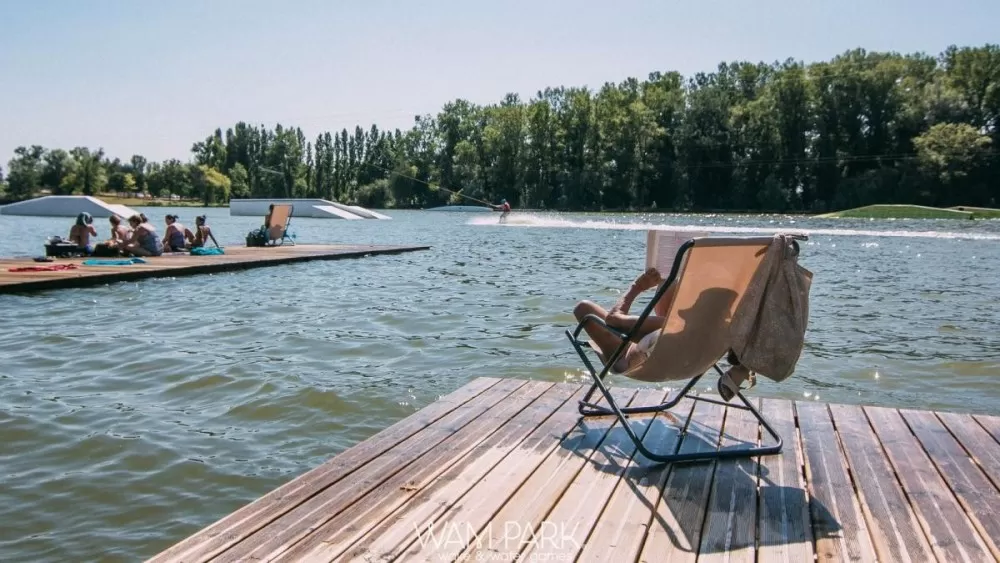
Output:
top-left (466, 214), bottom-right (1000, 241)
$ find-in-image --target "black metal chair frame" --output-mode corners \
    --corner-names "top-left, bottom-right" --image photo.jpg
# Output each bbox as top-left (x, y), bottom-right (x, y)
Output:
top-left (564, 237), bottom-right (803, 464)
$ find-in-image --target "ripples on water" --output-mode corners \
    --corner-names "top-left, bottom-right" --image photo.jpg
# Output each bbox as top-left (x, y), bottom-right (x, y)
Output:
top-left (0, 209), bottom-right (998, 560)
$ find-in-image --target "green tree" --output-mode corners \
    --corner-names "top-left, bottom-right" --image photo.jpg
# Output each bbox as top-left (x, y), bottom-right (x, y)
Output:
top-left (228, 163), bottom-right (250, 198)
top-left (6, 145), bottom-right (45, 199)
top-left (190, 165), bottom-right (231, 205)
top-left (108, 172), bottom-right (137, 194)
top-left (147, 159), bottom-right (192, 199)
top-left (61, 147), bottom-right (107, 195)
top-left (41, 149), bottom-right (76, 195)
top-left (913, 122), bottom-right (993, 205)
top-left (129, 155), bottom-right (148, 193)
top-left (6, 43), bottom-right (1000, 211)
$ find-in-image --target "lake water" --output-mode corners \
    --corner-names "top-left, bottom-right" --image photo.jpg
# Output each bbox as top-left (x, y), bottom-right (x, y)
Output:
top-left (1, 207), bottom-right (998, 561)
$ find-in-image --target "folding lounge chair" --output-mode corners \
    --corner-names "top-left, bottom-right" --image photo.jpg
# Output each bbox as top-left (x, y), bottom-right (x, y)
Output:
top-left (266, 204), bottom-right (295, 246)
top-left (565, 235), bottom-right (806, 463)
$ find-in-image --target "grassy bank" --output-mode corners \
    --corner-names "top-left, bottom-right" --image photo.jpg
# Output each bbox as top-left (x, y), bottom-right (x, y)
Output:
top-left (814, 204), bottom-right (999, 219)
top-left (947, 206), bottom-right (1000, 219)
top-left (98, 195), bottom-right (227, 208)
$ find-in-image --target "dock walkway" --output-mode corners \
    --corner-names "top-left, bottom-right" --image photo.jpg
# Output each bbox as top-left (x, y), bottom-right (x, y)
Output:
top-left (0, 244), bottom-right (429, 294)
top-left (151, 376), bottom-right (1000, 562)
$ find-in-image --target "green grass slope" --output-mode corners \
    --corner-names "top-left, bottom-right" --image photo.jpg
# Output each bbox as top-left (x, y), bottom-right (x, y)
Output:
top-left (817, 204), bottom-right (975, 219)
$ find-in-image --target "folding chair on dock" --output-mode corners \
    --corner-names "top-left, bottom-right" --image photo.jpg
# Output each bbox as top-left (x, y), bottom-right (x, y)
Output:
top-left (266, 204), bottom-right (295, 246)
top-left (566, 235), bottom-right (809, 463)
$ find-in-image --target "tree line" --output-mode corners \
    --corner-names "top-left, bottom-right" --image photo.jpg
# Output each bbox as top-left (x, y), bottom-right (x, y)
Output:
top-left (3, 45), bottom-right (998, 212)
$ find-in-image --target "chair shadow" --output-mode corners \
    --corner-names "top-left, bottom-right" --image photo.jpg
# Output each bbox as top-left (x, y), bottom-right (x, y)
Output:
top-left (560, 414), bottom-right (842, 555)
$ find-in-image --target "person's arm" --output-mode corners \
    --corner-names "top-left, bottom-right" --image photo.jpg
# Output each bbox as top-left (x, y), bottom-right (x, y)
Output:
top-left (88, 225), bottom-right (97, 236)
top-left (208, 228), bottom-right (219, 247)
top-left (606, 269), bottom-right (668, 337)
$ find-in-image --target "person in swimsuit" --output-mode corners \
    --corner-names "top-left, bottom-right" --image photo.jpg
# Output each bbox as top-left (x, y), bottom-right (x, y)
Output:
top-left (191, 215), bottom-right (219, 248)
top-left (68, 212), bottom-right (98, 254)
top-left (162, 215), bottom-right (193, 252)
top-left (572, 268), bottom-right (676, 373)
top-left (109, 215), bottom-right (131, 243)
top-left (122, 215), bottom-right (162, 257)
top-left (574, 267), bottom-right (753, 400)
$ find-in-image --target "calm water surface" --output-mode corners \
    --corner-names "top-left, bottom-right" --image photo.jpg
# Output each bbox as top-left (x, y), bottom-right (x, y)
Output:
top-left (0, 208), bottom-right (998, 561)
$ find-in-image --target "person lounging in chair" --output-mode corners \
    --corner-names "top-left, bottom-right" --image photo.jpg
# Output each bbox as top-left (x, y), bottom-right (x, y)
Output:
top-left (573, 267), bottom-right (674, 373)
top-left (574, 267), bottom-right (756, 400)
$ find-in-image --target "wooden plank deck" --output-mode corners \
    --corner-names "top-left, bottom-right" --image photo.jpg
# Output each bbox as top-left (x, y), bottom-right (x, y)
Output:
top-left (0, 244), bottom-right (429, 293)
top-left (150, 377), bottom-right (1000, 563)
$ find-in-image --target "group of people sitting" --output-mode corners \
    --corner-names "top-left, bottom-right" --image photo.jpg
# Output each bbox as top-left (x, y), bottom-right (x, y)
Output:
top-left (68, 212), bottom-right (218, 257)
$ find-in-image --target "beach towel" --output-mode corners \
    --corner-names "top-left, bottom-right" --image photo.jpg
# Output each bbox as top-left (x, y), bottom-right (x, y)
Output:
top-left (8, 264), bottom-right (79, 272)
top-left (190, 247), bottom-right (224, 256)
top-left (82, 258), bottom-right (148, 266)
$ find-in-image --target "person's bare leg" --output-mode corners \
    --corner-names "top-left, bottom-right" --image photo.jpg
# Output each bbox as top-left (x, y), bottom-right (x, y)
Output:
top-left (573, 300), bottom-right (630, 371)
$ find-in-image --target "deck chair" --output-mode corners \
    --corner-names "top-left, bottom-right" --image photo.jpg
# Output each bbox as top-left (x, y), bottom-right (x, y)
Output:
top-left (266, 204), bottom-right (295, 246)
top-left (565, 235), bottom-right (806, 463)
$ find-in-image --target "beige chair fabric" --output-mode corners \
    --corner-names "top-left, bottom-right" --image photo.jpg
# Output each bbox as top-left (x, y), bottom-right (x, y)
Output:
top-left (267, 204), bottom-right (293, 243)
top-left (622, 237), bottom-right (773, 383)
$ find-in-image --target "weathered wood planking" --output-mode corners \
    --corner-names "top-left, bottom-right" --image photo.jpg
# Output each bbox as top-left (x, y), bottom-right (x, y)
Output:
top-left (829, 403), bottom-right (935, 562)
top-left (796, 401), bottom-right (878, 562)
top-left (338, 384), bottom-right (590, 562)
top-left (0, 244), bottom-right (429, 293)
top-left (576, 397), bottom-right (695, 562)
top-left (902, 409), bottom-right (1000, 560)
top-left (865, 406), bottom-right (991, 562)
top-left (638, 399), bottom-right (726, 563)
top-left (151, 378), bottom-right (1000, 563)
top-left (756, 399), bottom-right (813, 563)
top-left (517, 388), bottom-right (669, 561)
top-left (697, 400), bottom-right (761, 563)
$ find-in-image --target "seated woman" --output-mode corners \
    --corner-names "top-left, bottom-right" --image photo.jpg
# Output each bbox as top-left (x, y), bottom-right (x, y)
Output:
top-left (573, 268), bottom-right (673, 374)
top-left (109, 215), bottom-right (131, 243)
top-left (191, 215), bottom-right (219, 248)
top-left (573, 267), bottom-right (752, 400)
top-left (162, 215), bottom-right (193, 252)
top-left (92, 215), bottom-right (132, 256)
top-left (68, 212), bottom-right (98, 254)
top-left (121, 215), bottom-right (162, 257)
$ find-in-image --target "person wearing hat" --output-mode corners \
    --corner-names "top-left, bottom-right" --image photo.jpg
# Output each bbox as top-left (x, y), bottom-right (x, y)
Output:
top-left (68, 212), bottom-right (97, 255)
top-left (162, 214), bottom-right (194, 252)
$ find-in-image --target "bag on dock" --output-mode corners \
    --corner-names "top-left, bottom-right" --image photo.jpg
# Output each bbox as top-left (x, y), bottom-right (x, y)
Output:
top-left (92, 243), bottom-right (123, 257)
top-left (246, 228), bottom-right (268, 247)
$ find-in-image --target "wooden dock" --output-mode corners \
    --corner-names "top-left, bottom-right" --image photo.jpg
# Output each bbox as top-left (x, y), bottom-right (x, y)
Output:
top-left (150, 377), bottom-right (1000, 562)
top-left (0, 244), bottom-right (429, 294)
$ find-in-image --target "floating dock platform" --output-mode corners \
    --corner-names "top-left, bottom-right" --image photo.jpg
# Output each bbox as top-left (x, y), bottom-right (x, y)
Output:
top-left (150, 376), bottom-right (1000, 562)
top-left (0, 244), bottom-right (429, 294)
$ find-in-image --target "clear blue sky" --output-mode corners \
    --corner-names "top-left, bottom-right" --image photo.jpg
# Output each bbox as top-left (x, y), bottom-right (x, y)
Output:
top-left (1, 0), bottom-right (996, 165)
